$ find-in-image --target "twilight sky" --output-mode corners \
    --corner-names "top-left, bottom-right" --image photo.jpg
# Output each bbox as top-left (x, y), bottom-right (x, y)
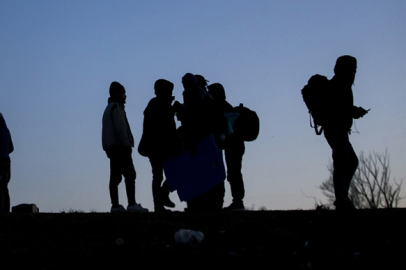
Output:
top-left (1, 1), bottom-right (405, 212)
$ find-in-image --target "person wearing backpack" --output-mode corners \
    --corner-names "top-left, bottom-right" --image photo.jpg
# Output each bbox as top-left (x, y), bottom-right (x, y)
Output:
top-left (208, 83), bottom-right (246, 211)
top-left (324, 55), bottom-right (369, 211)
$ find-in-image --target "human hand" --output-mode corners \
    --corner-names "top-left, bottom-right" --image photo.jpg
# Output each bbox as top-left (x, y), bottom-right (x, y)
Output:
top-left (353, 107), bottom-right (369, 119)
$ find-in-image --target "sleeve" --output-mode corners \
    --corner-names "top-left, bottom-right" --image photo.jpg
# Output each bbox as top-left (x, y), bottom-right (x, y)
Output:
top-left (111, 106), bottom-right (133, 148)
top-left (8, 132), bottom-right (13, 154)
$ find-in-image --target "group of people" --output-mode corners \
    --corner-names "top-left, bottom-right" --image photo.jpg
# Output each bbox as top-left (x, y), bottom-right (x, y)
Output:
top-left (101, 55), bottom-right (368, 213)
top-left (0, 55), bottom-right (367, 214)
top-left (102, 73), bottom-right (246, 212)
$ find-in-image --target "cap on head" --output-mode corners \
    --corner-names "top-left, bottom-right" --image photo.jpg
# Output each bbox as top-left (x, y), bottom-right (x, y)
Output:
top-left (154, 79), bottom-right (174, 97)
top-left (334, 55), bottom-right (357, 75)
top-left (109, 81), bottom-right (125, 97)
top-left (208, 83), bottom-right (226, 101)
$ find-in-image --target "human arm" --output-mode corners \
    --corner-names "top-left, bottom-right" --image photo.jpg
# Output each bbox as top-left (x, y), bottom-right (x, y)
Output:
top-left (111, 105), bottom-right (134, 148)
top-left (8, 135), bottom-right (13, 154)
top-left (352, 106), bottom-right (369, 119)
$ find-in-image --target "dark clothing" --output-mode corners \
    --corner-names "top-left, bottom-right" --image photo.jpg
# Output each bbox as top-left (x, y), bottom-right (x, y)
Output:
top-left (324, 76), bottom-right (360, 205)
top-left (326, 77), bottom-right (356, 131)
top-left (0, 159), bottom-right (11, 213)
top-left (102, 98), bottom-right (136, 207)
top-left (0, 116), bottom-right (13, 213)
top-left (102, 98), bottom-right (134, 151)
top-left (186, 182), bottom-right (225, 211)
top-left (180, 85), bottom-right (225, 211)
top-left (148, 156), bottom-right (170, 206)
top-left (220, 100), bottom-right (246, 204)
top-left (108, 147), bottom-right (136, 207)
top-left (139, 96), bottom-right (178, 208)
top-left (225, 136), bottom-right (245, 203)
top-left (149, 157), bottom-right (165, 198)
top-left (180, 86), bottom-right (223, 149)
top-left (140, 97), bottom-right (178, 159)
top-left (209, 97), bottom-right (246, 204)
top-left (0, 116), bottom-right (13, 159)
top-left (324, 127), bottom-right (358, 202)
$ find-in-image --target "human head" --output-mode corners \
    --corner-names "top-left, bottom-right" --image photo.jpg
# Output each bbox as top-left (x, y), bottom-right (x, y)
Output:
top-left (195, 75), bottom-right (208, 90)
top-left (154, 79), bottom-right (174, 98)
top-left (109, 81), bottom-right (126, 103)
top-left (334, 55), bottom-right (357, 85)
top-left (207, 83), bottom-right (226, 101)
top-left (0, 113), bottom-right (6, 127)
top-left (182, 73), bottom-right (197, 90)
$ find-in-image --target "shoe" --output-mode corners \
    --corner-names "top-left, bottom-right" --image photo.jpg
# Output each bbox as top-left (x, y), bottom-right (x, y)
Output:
top-left (223, 201), bottom-right (245, 211)
top-left (161, 197), bottom-right (175, 208)
top-left (155, 195), bottom-right (175, 208)
top-left (127, 203), bottom-right (149, 213)
top-left (334, 199), bottom-right (356, 212)
top-left (154, 205), bottom-right (171, 213)
top-left (110, 205), bottom-right (126, 213)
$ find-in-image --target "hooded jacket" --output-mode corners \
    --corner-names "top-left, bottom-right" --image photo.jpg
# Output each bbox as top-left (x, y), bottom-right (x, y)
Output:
top-left (326, 76), bottom-right (356, 130)
top-left (139, 97), bottom-right (177, 158)
top-left (102, 98), bottom-right (134, 152)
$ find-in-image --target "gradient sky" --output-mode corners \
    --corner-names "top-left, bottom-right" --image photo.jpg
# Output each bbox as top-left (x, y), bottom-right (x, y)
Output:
top-left (1, 1), bottom-right (405, 212)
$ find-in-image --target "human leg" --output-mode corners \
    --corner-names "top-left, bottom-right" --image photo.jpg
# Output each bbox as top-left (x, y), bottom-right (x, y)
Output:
top-left (325, 128), bottom-right (347, 201)
top-left (109, 156), bottom-right (123, 207)
top-left (343, 143), bottom-right (358, 198)
top-left (149, 157), bottom-right (165, 211)
top-left (121, 154), bottom-right (136, 206)
top-left (0, 180), bottom-right (6, 213)
top-left (0, 159), bottom-right (10, 213)
top-left (214, 181), bottom-right (225, 209)
top-left (118, 152), bottom-right (148, 212)
top-left (224, 140), bottom-right (245, 206)
top-left (149, 157), bottom-right (163, 201)
top-left (149, 157), bottom-right (174, 211)
top-left (324, 128), bottom-right (357, 209)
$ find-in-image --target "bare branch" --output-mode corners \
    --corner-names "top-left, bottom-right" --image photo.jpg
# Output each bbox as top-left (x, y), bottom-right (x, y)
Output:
top-left (319, 149), bottom-right (403, 209)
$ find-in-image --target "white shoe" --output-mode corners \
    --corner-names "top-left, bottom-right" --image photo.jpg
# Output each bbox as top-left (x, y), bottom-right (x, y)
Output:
top-left (127, 203), bottom-right (149, 213)
top-left (110, 205), bottom-right (126, 213)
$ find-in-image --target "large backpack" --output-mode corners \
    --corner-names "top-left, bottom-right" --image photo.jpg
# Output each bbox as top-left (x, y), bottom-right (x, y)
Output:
top-left (233, 103), bottom-right (260, 142)
top-left (301, 74), bottom-right (329, 135)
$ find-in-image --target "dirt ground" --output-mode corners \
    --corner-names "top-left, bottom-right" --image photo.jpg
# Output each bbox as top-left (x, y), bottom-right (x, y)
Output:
top-left (0, 208), bottom-right (404, 269)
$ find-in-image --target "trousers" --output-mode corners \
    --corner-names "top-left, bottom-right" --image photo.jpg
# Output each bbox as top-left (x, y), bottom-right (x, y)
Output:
top-left (224, 138), bottom-right (245, 203)
top-left (0, 159), bottom-right (11, 213)
top-left (324, 127), bottom-right (358, 202)
top-left (108, 148), bottom-right (136, 206)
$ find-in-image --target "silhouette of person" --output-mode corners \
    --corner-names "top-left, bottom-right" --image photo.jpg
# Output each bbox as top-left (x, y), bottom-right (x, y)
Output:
top-left (195, 74), bottom-right (209, 92)
top-left (102, 81), bottom-right (148, 213)
top-left (138, 79), bottom-right (178, 212)
top-left (179, 73), bottom-right (224, 211)
top-left (180, 74), bottom-right (223, 149)
top-left (324, 55), bottom-right (368, 211)
top-left (208, 83), bottom-right (245, 210)
top-left (0, 113), bottom-right (14, 213)
top-left (180, 73), bottom-right (211, 146)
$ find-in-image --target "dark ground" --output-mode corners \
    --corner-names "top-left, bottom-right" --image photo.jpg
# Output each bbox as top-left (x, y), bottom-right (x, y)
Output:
top-left (0, 208), bottom-right (404, 269)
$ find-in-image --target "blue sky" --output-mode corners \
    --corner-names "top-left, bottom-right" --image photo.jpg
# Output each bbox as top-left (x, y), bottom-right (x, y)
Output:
top-left (1, 1), bottom-right (405, 212)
